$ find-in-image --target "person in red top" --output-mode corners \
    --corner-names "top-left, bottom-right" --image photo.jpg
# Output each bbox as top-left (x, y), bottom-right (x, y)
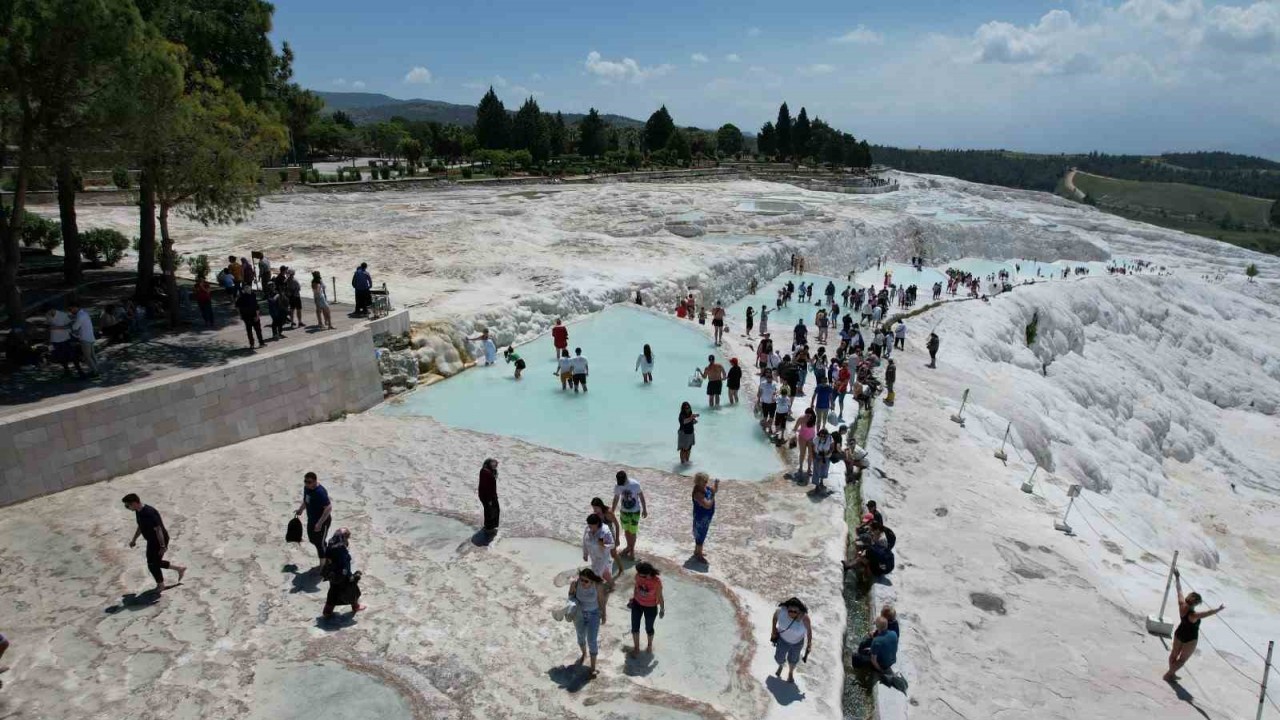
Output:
top-left (478, 458), bottom-right (500, 535)
top-left (629, 561), bottom-right (665, 656)
top-left (194, 278), bottom-right (215, 327)
top-left (551, 319), bottom-right (568, 361)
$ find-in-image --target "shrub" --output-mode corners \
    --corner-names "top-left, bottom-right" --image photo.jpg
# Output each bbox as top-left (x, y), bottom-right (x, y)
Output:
top-left (80, 228), bottom-right (130, 267)
top-left (187, 254), bottom-right (211, 280)
top-left (278, 169), bottom-right (290, 183)
top-left (461, 167), bottom-right (473, 179)
top-left (379, 166), bottom-right (390, 180)
top-left (112, 167), bottom-right (131, 189)
top-left (20, 213), bottom-right (61, 250)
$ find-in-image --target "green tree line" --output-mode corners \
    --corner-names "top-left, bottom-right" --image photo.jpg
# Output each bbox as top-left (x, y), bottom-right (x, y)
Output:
top-left (1, 0), bottom-right (295, 327)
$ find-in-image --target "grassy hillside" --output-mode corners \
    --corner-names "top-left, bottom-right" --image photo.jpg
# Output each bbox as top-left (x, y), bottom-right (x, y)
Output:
top-left (1070, 172), bottom-right (1280, 255)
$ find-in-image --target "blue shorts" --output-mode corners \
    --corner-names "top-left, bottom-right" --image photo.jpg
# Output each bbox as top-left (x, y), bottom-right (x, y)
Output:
top-left (774, 637), bottom-right (802, 665)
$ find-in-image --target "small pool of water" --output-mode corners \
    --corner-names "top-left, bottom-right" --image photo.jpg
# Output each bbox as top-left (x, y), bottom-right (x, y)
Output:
top-left (246, 660), bottom-right (413, 720)
top-left (735, 199), bottom-right (807, 214)
top-left (383, 306), bottom-right (783, 481)
top-left (701, 233), bottom-right (777, 245)
top-left (851, 263), bottom-right (949, 290)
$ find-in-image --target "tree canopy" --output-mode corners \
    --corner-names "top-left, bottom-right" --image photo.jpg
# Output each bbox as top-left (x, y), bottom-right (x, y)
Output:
top-left (758, 122), bottom-right (777, 158)
top-left (644, 105), bottom-right (675, 153)
top-left (716, 124), bottom-right (744, 157)
top-left (578, 108), bottom-right (606, 157)
top-left (775, 102), bottom-right (792, 161)
top-left (474, 87), bottom-right (508, 150)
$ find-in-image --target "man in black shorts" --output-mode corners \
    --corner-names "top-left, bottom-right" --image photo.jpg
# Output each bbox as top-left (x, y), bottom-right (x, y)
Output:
top-left (295, 472), bottom-right (333, 567)
top-left (701, 354), bottom-right (725, 408)
top-left (711, 302), bottom-right (726, 346)
top-left (123, 493), bottom-right (187, 594)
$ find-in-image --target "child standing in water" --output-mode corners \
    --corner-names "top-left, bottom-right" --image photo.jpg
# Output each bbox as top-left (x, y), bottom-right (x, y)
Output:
top-left (635, 344), bottom-right (655, 384)
top-left (555, 349), bottom-right (574, 389)
top-left (504, 346), bottom-right (526, 380)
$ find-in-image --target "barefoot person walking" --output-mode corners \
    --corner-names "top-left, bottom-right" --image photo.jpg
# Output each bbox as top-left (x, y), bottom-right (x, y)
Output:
top-left (629, 562), bottom-right (665, 657)
top-left (568, 568), bottom-right (608, 678)
top-left (611, 471), bottom-right (648, 558)
top-left (691, 472), bottom-right (718, 564)
top-left (678, 402), bottom-right (699, 465)
top-left (122, 494), bottom-right (186, 594)
top-left (1163, 570), bottom-right (1224, 682)
top-left (771, 597), bottom-right (812, 684)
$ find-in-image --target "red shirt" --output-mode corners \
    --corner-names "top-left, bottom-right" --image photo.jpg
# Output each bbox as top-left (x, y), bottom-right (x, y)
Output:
top-left (633, 575), bottom-right (662, 607)
top-left (552, 325), bottom-right (568, 348)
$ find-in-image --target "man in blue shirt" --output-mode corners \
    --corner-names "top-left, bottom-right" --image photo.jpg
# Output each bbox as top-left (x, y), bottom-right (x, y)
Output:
top-left (810, 378), bottom-right (834, 428)
top-left (351, 263), bottom-right (373, 315)
top-left (851, 616), bottom-right (897, 673)
top-left (294, 472), bottom-right (332, 566)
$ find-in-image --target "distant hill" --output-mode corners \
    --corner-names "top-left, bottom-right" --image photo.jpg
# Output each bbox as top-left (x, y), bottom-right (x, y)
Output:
top-left (314, 91), bottom-right (645, 129)
top-left (873, 146), bottom-right (1280, 199)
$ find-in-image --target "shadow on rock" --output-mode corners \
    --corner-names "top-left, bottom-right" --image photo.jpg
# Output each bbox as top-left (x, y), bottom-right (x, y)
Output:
top-left (315, 613), bottom-right (358, 631)
top-left (547, 664), bottom-right (592, 693)
top-left (284, 563), bottom-right (322, 594)
top-left (621, 650), bottom-right (658, 677)
top-left (104, 588), bottom-right (163, 614)
top-left (765, 675), bottom-right (806, 705)
top-left (682, 556), bottom-right (710, 573)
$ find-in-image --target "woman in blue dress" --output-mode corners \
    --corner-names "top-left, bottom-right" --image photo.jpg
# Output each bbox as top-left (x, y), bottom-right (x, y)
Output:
top-left (691, 472), bottom-right (718, 564)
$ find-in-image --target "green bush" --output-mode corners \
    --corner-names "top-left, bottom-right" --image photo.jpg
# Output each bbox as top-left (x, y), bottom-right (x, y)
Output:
top-left (186, 254), bottom-right (211, 280)
top-left (20, 213), bottom-right (61, 250)
top-left (461, 167), bottom-right (473, 179)
top-left (278, 169), bottom-right (290, 183)
top-left (378, 166), bottom-right (390, 180)
top-left (112, 167), bottom-right (131, 190)
top-left (80, 228), bottom-right (130, 267)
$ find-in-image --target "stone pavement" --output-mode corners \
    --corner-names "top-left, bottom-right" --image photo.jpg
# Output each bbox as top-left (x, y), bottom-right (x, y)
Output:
top-left (1, 295), bottom-right (370, 417)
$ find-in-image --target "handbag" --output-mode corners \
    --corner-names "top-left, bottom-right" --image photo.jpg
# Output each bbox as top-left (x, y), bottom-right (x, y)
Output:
top-left (552, 598), bottom-right (579, 623)
top-left (285, 517), bottom-right (303, 543)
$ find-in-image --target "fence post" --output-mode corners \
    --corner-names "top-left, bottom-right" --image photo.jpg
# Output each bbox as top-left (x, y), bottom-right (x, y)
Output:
top-left (995, 421), bottom-right (1012, 462)
top-left (1259, 640), bottom-right (1274, 720)
top-left (1020, 465), bottom-right (1038, 494)
top-left (1055, 485), bottom-right (1080, 535)
top-left (950, 389), bottom-right (969, 426)
top-left (332, 276), bottom-right (337, 304)
top-left (1145, 551), bottom-right (1180, 637)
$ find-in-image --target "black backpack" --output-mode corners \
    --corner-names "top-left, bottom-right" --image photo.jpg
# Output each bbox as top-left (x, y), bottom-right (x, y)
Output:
top-left (286, 517), bottom-right (303, 543)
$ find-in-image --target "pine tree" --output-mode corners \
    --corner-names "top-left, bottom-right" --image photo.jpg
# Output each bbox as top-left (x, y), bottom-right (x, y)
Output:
top-left (793, 107), bottom-right (811, 161)
top-left (758, 122), bottom-right (777, 157)
top-left (775, 102), bottom-right (793, 160)
top-left (579, 108), bottom-right (606, 157)
top-left (644, 105), bottom-right (675, 153)
top-left (512, 97), bottom-right (545, 161)
top-left (547, 112), bottom-right (567, 156)
top-left (475, 87), bottom-right (509, 150)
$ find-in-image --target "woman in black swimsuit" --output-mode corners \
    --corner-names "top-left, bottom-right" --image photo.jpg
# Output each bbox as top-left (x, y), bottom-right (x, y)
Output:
top-left (1164, 570), bottom-right (1224, 682)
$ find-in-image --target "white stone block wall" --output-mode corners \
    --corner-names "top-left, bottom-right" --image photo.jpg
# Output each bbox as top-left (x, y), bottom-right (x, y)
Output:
top-left (0, 326), bottom-right (384, 506)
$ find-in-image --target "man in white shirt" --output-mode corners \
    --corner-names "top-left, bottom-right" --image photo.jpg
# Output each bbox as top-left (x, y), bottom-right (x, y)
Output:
top-left (610, 471), bottom-right (648, 558)
top-left (757, 372), bottom-right (778, 432)
top-left (570, 347), bottom-right (589, 394)
top-left (582, 513), bottom-right (616, 584)
top-left (46, 306), bottom-right (82, 376)
top-left (67, 300), bottom-right (98, 376)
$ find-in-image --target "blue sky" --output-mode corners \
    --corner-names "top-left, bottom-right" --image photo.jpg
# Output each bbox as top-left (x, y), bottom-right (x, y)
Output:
top-left (273, 0), bottom-right (1280, 157)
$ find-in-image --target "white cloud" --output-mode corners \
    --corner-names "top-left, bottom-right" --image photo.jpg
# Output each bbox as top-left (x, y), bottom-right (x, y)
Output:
top-left (584, 51), bottom-right (673, 83)
top-left (351, 80), bottom-right (366, 90)
top-left (532, 73), bottom-right (544, 81)
top-left (510, 85), bottom-right (544, 98)
top-left (333, 78), bottom-right (347, 86)
top-left (726, 53), bottom-right (742, 62)
top-left (493, 75), bottom-right (509, 88)
top-left (798, 63), bottom-right (836, 76)
top-left (1204, 1), bottom-right (1280, 52)
top-left (403, 66), bottom-right (433, 84)
top-left (691, 52), bottom-right (709, 63)
top-left (747, 27), bottom-right (762, 37)
top-left (832, 25), bottom-right (884, 45)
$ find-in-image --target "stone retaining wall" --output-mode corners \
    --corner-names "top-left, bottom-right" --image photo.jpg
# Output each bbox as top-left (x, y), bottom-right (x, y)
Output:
top-left (0, 323), bottom-right (388, 506)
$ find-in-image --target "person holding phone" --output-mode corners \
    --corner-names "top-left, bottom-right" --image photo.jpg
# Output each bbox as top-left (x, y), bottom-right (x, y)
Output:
top-left (691, 472), bottom-right (717, 564)
top-left (677, 402), bottom-right (699, 465)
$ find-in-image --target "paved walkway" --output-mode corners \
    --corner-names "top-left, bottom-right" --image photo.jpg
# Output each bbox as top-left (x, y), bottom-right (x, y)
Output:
top-left (0, 295), bottom-right (373, 417)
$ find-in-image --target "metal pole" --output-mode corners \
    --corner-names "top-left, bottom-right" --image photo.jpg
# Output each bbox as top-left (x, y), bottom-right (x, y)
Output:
top-left (995, 421), bottom-right (1012, 461)
top-left (1156, 551), bottom-right (1180, 623)
top-left (1259, 640), bottom-right (1274, 720)
top-left (332, 276), bottom-right (338, 303)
